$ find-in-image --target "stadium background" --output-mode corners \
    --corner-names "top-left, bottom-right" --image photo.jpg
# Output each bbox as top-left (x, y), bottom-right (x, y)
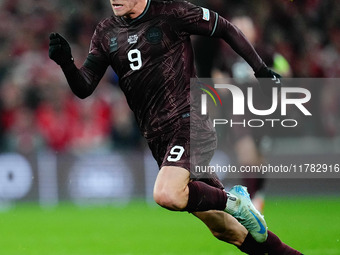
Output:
top-left (0, 0), bottom-right (340, 254)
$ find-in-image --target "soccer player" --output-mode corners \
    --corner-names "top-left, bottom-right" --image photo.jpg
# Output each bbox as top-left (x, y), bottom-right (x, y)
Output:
top-left (49, 0), bottom-right (302, 254)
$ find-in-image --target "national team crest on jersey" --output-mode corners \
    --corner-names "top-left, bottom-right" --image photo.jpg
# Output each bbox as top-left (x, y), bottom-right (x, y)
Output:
top-left (146, 27), bottom-right (163, 44)
top-left (128, 34), bottom-right (138, 44)
top-left (201, 7), bottom-right (210, 21)
top-left (109, 37), bottom-right (118, 53)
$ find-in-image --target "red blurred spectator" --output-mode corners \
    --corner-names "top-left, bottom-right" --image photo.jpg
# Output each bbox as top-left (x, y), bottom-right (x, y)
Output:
top-left (36, 85), bottom-right (78, 152)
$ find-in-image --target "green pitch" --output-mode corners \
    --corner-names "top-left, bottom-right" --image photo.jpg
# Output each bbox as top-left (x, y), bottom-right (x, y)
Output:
top-left (0, 197), bottom-right (339, 255)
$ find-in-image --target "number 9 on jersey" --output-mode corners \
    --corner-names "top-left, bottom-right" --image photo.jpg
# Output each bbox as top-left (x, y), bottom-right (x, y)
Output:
top-left (128, 49), bottom-right (142, 70)
top-left (167, 145), bottom-right (185, 162)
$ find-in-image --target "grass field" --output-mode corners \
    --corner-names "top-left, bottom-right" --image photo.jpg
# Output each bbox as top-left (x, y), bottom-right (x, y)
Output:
top-left (0, 197), bottom-right (339, 255)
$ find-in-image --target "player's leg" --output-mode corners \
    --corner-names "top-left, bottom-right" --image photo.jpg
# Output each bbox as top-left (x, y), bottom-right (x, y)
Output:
top-left (153, 165), bottom-right (190, 210)
top-left (153, 165), bottom-right (248, 246)
top-left (153, 165), bottom-right (227, 212)
top-left (153, 166), bottom-right (303, 254)
top-left (193, 211), bottom-right (303, 254)
top-left (153, 141), bottom-right (268, 242)
top-left (153, 166), bottom-right (264, 244)
top-left (193, 210), bottom-right (248, 247)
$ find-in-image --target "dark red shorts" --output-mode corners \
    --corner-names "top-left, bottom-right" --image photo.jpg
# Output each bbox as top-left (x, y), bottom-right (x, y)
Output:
top-left (146, 113), bottom-right (224, 190)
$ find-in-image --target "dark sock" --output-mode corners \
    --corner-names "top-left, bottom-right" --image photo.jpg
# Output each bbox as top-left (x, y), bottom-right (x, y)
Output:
top-left (183, 181), bottom-right (227, 212)
top-left (263, 231), bottom-right (302, 255)
top-left (239, 231), bottom-right (302, 255)
top-left (239, 232), bottom-right (265, 255)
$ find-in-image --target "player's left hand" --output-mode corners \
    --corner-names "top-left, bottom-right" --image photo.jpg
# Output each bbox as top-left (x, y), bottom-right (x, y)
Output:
top-left (254, 66), bottom-right (281, 97)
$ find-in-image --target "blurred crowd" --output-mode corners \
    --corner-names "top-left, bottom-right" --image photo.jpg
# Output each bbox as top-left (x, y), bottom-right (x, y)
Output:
top-left (0, 0), bottom-right (339, 154)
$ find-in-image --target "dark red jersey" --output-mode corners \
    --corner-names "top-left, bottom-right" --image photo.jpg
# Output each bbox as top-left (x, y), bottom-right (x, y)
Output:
top-left (75, 0), bottom-right (265, 139)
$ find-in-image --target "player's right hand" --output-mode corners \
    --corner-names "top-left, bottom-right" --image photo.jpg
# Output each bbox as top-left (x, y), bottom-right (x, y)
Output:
top-left (49, 33), bottom-right (74, 67)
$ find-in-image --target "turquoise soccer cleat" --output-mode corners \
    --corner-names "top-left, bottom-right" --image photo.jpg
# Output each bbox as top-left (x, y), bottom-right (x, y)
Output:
top-left (225, 185), bottom-right (268, 243)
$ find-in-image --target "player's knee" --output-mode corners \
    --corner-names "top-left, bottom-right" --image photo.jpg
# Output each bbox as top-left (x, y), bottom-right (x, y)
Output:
top-left (153, 187), bottom-right (187, 211)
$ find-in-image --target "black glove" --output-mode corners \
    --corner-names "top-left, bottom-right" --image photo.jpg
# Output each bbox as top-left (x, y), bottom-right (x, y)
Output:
top-left (49, 33), bottom-right (74, 67)
top-left (254, 66), bottom-right (281, 97)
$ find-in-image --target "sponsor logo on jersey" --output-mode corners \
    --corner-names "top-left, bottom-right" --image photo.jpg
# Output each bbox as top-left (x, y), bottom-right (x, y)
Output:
top-left (146, 27), bottom-right (163, 44)
top-left (109, 37), bottom-right (118, 53)
top-left (202, 7), bottom-right (210, 21)
top-left (128, 34), bottom-right (138, 44)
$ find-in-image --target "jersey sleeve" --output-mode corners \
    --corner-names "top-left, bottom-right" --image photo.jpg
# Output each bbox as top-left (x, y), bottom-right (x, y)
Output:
top-left (176, 2), bottom-right (266, 73)
top-left (84, 21), bottom-right (110, 75)
top-left (62, 21), bottom-right (110, 100)
top-left (175, 1), bottom-right (219, 37)
top-left (212, 16), bottom-right (266, 73)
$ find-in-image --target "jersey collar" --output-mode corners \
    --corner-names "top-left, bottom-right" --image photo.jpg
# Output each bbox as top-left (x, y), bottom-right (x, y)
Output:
top-left (123, 0), bottom-right (151, 25)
